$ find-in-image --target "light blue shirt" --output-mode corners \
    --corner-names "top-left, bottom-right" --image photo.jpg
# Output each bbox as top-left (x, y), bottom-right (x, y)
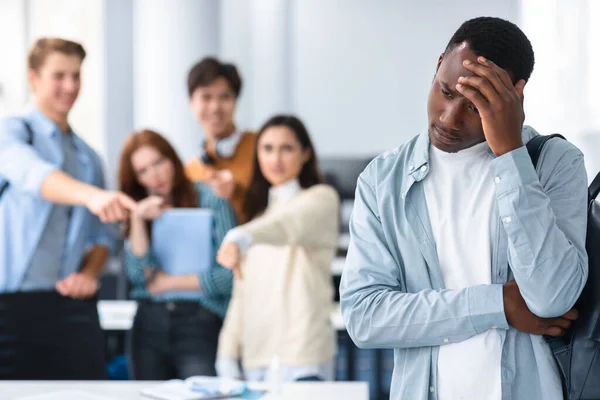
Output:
top-left (0, 106), bottom-right (119, 293)
top-left (340, 126), bottom-right (588, 400)
top-left (21, 132), bottom-right (80, 290)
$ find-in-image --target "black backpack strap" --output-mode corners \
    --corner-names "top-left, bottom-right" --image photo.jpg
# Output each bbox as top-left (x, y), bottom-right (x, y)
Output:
top-left (23, 120), bottom-right (34, 144)
top-left (526, 134), bottom-right (566, 169)
top-left (0, 119), bottom-right (34, 200)
top-left (527, 134), bottom-right (600, 203)
top-left (590, 172), bottom-right (600, 201)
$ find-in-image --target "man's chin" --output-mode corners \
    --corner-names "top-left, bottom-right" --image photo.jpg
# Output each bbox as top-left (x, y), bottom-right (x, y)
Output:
top-left (203, 123), bottom-right (224, 135)
top-left (55, 104), bottom-right (74, 116)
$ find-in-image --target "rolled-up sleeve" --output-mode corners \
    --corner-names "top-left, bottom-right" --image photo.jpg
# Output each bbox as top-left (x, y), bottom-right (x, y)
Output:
top-left (88, 218), bottom-right (121, 255)
top-left (340, 173), bottom-right (508, 350)
top-left (490, 144), bottom-right (588, 318)
top-left (197, 195), bottom-right (237, 299)
top-left (124, 243), bottom-right (160, 286)
top-left (0, 118), bottom-right (57, 195)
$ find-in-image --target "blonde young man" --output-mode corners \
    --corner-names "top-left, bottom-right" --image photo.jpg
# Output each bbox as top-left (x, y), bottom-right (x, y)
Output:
top-left (0, 38), bottom-right (135, 379)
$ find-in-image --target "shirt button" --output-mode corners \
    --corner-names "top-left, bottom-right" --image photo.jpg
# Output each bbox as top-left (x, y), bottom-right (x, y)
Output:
top-left (443, 338), bottom-right (449, 343)
top-left (420, 165), bottom-right (428, 173)
top-left (409, 164), bottom-right (414, 171)
top-left (495, 176), bottom-right (502, 183)
top-left (430, 386), bottom-right (435, 393)
top-left (503, 216), bottom-right (512, 224)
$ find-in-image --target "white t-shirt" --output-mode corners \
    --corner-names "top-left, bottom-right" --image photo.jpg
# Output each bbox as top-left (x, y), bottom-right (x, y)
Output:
top-left (423, 141), bottom-right (502, 400)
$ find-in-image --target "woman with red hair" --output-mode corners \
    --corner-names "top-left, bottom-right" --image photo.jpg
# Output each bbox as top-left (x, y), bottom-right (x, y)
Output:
top-left (118, 129), bottom-right (236, 379)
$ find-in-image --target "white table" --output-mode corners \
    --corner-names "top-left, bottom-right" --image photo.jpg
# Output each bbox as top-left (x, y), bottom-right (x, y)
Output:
top-left (0, 381), bottom-right (368, 400)
top-left (98, 301), bottom-right (346, 331)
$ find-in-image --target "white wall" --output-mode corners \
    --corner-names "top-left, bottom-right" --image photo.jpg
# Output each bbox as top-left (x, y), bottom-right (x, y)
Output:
top-left (6, 0), bottom-right (598, 176)
top-left (219, 0), bottom-right (293, 134)
top-left (293, 0), bottom-right (520, 156)
top-left (222, 0), bottom-right (520, 157)
top-left (104, 0), bottom-right (134, 188)
top-left (219, 0), bottom-right (254, 129)
top-left (132, 0), bottom-right (220, 163)
top-left (520, 0), bottom-right (600, 181)
top-left (0, 0), bottom-right (28, 117)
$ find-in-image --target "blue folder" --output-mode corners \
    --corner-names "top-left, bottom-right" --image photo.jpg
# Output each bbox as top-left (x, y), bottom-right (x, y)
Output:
top-left (151, 208), bottom-right (214, 300)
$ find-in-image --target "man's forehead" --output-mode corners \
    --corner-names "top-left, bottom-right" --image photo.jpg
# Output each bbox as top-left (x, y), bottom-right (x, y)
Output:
top-left (456, 41), bottom-right (468, 51)
top-left (439, 44), bottom-right (479, 79)
top-left (440, 42), bottom-right (518, 83)
top-left (40, 53), bottom-right (82, 70)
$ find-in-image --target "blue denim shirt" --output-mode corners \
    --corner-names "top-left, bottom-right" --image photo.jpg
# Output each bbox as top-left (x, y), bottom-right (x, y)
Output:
top-left (0, 106), bottom-right (119, 292)
top-left (340, 126), bottom-right (588, 400)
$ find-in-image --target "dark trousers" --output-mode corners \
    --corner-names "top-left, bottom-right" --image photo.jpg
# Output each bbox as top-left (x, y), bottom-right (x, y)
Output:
top-left (130, 300), bottom-right (223, 380)
top-left (0, 291), bottom-right (106, 380)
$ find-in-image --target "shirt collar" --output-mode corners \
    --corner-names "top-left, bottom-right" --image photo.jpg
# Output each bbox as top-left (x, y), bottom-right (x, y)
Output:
top-left (24, 103), bottom-right (72, 139)
top-left (23, 103), bottom-right (89, 167)
top-left (203, 127), bottom-right (244, 159)
top-left (406, 130), bottom-right (431, 182)
top-left (406, 126), bottom-right (537, 182)
top-left (268, 179), bottom-right (301, 206)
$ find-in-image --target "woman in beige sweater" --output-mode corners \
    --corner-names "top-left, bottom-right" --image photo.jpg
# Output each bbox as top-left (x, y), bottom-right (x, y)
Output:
top-left (215, 115), bottom-right (340, 382)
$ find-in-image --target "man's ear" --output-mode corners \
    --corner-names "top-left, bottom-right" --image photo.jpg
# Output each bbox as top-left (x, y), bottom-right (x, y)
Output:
top-left (515, 79), bottom-right (526, 94)
top-left (515, 79), bottom-right (527, 123)
top-left (515, 80), bottom-right (526, 104)
top-left (432, 53), bottom-right (444, 82)
top-left (435, 53), bottom-right (444, 73)
top-left (27, 69), bottom-right (37, 92)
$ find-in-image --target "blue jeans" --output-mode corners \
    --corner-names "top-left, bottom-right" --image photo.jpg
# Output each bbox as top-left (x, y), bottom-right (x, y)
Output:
top-left (130, 300), bottom-right (222, 380)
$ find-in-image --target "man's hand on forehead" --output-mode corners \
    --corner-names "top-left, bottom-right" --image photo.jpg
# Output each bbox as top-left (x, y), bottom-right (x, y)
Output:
top-left (454, 56), bottom-right (526, 156)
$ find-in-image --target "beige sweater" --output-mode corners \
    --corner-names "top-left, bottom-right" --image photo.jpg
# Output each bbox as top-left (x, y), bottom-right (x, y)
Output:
top-left (217, 184), bottom-right (340, 369)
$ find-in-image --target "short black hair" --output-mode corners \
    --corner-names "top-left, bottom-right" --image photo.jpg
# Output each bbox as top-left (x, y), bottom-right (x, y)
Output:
top-left (187, 57), bottom-right (242, 98)
top-left (445, 17), bottom-right (535, 83)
